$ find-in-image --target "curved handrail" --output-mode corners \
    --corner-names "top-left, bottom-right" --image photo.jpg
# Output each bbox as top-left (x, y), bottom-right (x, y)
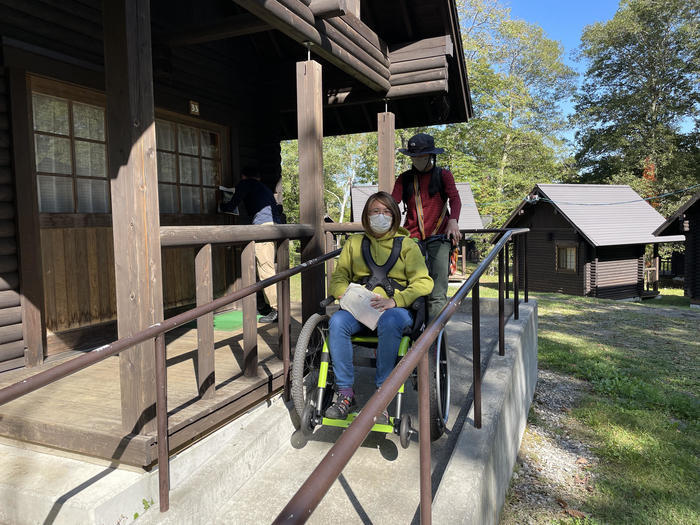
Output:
top-left (274, 227), bottom-right (529, 524)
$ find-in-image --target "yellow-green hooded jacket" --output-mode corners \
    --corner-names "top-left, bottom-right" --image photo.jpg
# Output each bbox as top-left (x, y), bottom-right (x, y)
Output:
top-left (329, 227), bottom-right (433, 308)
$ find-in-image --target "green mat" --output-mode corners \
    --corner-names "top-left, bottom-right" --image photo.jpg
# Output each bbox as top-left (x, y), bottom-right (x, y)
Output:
top-left (181, 309), bottom-right (256, 331)
top-left (213, 310), bottom-right (245, 331)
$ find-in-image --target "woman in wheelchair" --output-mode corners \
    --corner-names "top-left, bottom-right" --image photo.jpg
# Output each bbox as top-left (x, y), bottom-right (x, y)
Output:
top-left (325, 191), bottom-right (433, 421)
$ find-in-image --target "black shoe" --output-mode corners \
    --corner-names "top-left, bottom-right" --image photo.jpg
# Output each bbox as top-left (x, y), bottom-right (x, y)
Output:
top-left (258, 309), bottom-right (278, 323)
top-left (325, 393), bottom-right (356, 420)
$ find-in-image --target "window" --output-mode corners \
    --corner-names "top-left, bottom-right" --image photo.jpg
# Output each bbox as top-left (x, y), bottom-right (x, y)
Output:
top-left (556, 244), bottom-right (577, 272)
top-left (32, 90), bottom-right (109, 213)
top-left (30, 77), bottom-right (224, 217)
top-left (155, 119), bottom-right (221, 214)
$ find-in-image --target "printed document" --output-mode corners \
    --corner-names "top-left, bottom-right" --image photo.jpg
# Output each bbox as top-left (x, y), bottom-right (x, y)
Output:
top-left (339, 283), bottom-right (383, 330)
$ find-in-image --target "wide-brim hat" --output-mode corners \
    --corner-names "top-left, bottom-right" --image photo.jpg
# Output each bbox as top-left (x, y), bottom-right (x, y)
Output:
top-left (398, 133), bottom-right (445, 156)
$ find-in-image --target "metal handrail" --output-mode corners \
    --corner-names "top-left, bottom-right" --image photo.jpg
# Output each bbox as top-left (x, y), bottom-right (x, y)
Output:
top-left (274, 227), bottom-right (529, 525)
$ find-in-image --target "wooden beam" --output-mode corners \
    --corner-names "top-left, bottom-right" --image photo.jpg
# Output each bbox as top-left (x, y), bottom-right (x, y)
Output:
top-left (195, 244), bottom-right (215, 398)
top-left (297, 60), bottom-right (326, 323)
top-left (308, 0), bottom-right (359, 19)
top-left (233, 0), bottom-right (390, 92)
top-left (165, 13), bottom-right (271, 46)
top-left (377, 111), bottom-right (395, 193)
top-left (8, 68), bottom-right (46, 367)
top-left (389, 35), bottom-right (454, 63)
top-left (103, 0), bottom-right (163, 434)
top-left (389, 55), bottom-right (446, 74)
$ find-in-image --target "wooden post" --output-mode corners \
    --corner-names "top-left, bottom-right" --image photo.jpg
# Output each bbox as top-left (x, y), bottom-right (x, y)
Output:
top-left (241, 241), bottom-right (258, 376)
top-left (325, 231), bottom-right (335, 295)
top-left (297, 60), bottom-right (325, 323)
top-left (277, 239), bottom-right (291, 400)
top-left (9, 68), bottom-right (46, 367)
top-left (653, 243), bottom-right (659, 293)
top-left (103, 0), bottom-right (163, 434)
top-left (195, 244), bottom-right (215, 398)
top-left (377, 111), bottom-right (395, 193)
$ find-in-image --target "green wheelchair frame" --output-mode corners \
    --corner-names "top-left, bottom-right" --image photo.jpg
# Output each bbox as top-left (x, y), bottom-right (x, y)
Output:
top-left (291, 300), bottom-right (450, 449)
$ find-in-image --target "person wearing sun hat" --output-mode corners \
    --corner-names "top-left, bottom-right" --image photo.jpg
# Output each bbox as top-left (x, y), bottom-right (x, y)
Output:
top-left (391, 132), bottom-right (462, 321)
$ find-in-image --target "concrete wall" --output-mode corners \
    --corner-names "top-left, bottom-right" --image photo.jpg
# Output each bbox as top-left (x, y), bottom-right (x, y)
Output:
top-left (433, 300), bottom-right (538, 524)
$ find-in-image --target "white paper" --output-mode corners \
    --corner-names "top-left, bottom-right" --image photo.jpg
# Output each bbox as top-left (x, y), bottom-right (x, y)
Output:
top-left (339, 283), bottom-right (383, 330)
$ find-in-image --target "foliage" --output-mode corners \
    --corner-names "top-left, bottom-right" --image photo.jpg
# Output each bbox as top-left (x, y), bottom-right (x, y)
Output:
top-left (573, 0), bottom-right (700, 214)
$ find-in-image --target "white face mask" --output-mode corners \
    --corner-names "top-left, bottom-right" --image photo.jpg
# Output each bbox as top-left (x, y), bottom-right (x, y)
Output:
top-left (412, 156), bottom-right (434, 172)
top-left (369, 213), bottom-right (393, 235)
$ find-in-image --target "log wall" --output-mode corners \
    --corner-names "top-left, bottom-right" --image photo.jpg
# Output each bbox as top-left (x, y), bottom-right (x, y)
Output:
top-left (685, 205), bottom-right (699, 301)
top-left (593, 245), bottom-right (644, 300)
top-left (0, 60), bottom-right (25, 371)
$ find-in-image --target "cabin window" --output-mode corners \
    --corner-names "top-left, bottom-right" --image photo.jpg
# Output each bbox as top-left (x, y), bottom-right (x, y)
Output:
top-left (155, 119), bottom-right (221, 214)
top-left (29, 77), bottom-right (225, 219)
top-left (556, 244), bottom-right (577, 272)
top-left (32, 92), bottom-right (109, 213)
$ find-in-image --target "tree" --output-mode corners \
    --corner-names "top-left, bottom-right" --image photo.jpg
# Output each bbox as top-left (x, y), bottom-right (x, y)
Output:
top-left (573, 0), bottom-right (700, 214)
top-left (439, 0), bottom-right (577, 226)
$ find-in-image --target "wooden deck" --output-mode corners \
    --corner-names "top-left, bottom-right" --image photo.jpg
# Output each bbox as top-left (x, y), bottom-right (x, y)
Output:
top-left (0, 307), bottom-right (304, 467)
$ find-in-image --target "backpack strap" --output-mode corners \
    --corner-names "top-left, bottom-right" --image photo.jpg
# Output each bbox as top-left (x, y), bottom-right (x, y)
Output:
top-left (357, 235), bottom-right (406, 297)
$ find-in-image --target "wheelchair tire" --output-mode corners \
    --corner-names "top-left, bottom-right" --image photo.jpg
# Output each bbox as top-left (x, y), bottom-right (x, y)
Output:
top-left (291, 313), bottom-right (330, 419)
top-left (300, 399), bottom-right (316, 436)
top-left (399, 415), bottom-right (412, 449)
top-left (428, 328), bottom-right (450, 441)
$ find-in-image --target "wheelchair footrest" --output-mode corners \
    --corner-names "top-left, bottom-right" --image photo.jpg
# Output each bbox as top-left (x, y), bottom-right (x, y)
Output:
top-left (321, 412), bottom-right (395, 434)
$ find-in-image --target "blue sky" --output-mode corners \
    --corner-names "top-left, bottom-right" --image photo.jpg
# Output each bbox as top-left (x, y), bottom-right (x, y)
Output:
top-left (505, 1), bottom-right (621, 142)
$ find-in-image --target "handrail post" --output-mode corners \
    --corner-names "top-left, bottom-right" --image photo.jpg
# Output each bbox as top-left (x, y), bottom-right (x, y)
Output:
top-left (241, 241), bottom-right (258, 376)
top-left (498, 249), bottom-right (504, 356)
top-left (472, 281), bottom-right (481, 428)
top-left (195, 243), bottom-right (215, 398)
top-left (325, 232), bottom-right (335, 297)
top-left (504, 241), bottom-right (510, 299)
top-left (513, 236), bottom-right (520, 320)
top-left (418, 348), bottom-right (432, 524)
top-left (278, 239), bottom-right (291, 400)
top-left (523, 233), bottom-right (529, 303)
top-left (154, 333), bottom-right (170, 512)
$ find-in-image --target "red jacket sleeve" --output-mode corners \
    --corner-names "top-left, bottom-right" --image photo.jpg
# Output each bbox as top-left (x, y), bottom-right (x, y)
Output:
top-left (442, 169), bottom-right (461, 222)
top-left (391, 173), bottom-right (404, 204)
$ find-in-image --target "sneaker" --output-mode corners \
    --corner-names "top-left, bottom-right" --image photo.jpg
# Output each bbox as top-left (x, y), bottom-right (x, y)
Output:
top-left (325, 393), bottom-right (356, 420)
top-left (258, 309), bottom-right (278, 323)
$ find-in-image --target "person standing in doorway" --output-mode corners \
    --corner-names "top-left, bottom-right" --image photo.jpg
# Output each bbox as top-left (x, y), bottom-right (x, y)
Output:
top-left (220, 169), bottom-right (283, 323)
top-left (391, 133), bottom-right (461, 321)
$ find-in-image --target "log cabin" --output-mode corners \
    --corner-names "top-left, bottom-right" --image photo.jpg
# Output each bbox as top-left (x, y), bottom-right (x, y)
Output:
top-left (502, 184), bottom-right (685, 300)
top-left (654, 191), bottom-right (700, 306)
top-left (0, 0), bottom-right (472, 466)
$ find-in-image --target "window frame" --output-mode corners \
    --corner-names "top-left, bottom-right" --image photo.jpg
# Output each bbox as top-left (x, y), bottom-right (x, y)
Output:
top-left (28, 76), bottom-right (230, 228)
top-left (555, 242), bottom-right (578, 274)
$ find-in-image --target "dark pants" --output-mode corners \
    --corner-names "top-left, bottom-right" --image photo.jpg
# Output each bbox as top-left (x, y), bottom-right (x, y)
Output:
top-left (425, 239), bottom-right (451, 321)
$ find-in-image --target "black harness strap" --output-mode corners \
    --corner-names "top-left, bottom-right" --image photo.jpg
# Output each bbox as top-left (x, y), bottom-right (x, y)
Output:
top-left (358, 236), bottom-right (406, 297)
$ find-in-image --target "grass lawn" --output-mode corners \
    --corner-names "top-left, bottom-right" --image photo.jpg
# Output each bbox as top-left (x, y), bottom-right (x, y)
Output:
top-left (449, 268), bottom-right (699, 524)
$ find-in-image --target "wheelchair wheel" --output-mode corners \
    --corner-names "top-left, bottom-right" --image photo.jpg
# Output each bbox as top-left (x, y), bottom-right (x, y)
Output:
top-left (399, 415), bottom-right (412, 449)
top-left (291, 313), bottom-right (330, 419)
top-left (300, 399), bottom-right (316, 436)
top-left (428, 328), bottom-right (450, 441)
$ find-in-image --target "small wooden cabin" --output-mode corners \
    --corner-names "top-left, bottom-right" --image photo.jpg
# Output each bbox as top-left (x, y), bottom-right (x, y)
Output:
top-left (502, 184), bottom-right (685, 299)
top-left (654, 191), bottom-right (700, 306)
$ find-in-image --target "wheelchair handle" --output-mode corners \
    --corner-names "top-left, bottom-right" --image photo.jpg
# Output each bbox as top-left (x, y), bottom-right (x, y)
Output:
top-left (318, 296), bottom-right (335, 314)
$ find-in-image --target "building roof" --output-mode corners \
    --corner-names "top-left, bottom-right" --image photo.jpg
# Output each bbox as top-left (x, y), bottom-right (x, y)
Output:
top-left (653, 190), bottom-right (700, 236)
top-left (503, 184), bottom-right (686, 247)
top-left (350, 183), bottom-right (483, 230)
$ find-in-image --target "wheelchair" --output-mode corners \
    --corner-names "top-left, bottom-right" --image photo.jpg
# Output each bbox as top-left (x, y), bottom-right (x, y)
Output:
top-left (291, 292), bottom-right (451, 449)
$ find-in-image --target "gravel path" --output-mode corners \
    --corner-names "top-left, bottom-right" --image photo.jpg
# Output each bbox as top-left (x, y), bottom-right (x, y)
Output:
top-left (500, 369), bottom-right (598, 524)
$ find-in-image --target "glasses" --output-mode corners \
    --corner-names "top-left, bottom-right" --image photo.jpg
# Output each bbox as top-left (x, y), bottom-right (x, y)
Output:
top-left (368, 208), bottom-right (392, 216)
